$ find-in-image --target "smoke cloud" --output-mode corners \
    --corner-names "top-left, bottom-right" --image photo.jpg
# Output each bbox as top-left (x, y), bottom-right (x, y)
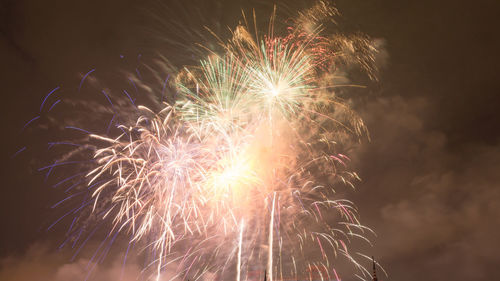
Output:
top-left (353, 96), bottom-right (500, 280)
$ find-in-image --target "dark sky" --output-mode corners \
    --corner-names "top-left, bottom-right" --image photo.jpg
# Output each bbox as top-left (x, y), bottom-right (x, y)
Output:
top-left (1, 0), bottom-right (500, 280)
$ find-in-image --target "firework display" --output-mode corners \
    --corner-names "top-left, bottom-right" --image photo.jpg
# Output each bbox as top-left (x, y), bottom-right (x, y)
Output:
top-left (24, 2), bottom-right (380, 280)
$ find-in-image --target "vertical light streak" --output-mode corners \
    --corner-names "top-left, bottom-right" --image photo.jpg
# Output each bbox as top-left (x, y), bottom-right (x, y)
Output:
top-left (237, 219), bottom-right (245, 281)
top-left (268, 192), bottom-right (276, 281)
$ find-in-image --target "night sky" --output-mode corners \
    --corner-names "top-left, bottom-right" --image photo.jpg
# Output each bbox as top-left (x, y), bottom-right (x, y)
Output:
top-left (1, 0), bottom-right (500, 280)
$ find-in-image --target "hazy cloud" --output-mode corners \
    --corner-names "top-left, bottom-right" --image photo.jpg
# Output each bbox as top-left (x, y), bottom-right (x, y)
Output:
top-left (354, 95), bottom-right (500, 280)
top-left (0, 243), bottom-right (143, 281)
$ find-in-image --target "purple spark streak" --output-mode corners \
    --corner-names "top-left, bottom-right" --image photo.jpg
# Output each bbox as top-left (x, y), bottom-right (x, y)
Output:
top-left (129, 78), bottom-right (138, 93)
top-left (40, 86), bottom-right (60, 112)
top-left (100, 90), bottom-right (114, 107)
top-left (65, 126), bottom-right (93, 135)
top-left (97, 230), bottom-right (120, 263)
top-left (48, 142), bottom-right (83, 149)
top-left (64, 180), bottom-right (83, 193)
top-left (120, 242), bottom-right (133, 281)
top-left (72, 224), bottom-right (101, 261)
top-left (51, 191), bottom-right (85, 209)
top-left (79, 69), bottom-right (96, 92)
top-left (68, 217), bottom-right (78, 234)
top-left (161, 74), bottom-right (170, 101)
top-left (123, 90), bottom-right (136, 106)
top-left (22, 115), bottom-right (40, 132)
top-left (72, 229), bottom-right (83, 248)
top-left (135, 68), bottom-right (142, 80)
top-left (11, 146), bottom-right (26, 158)
top-left (106, 114), bottom-right (116, 134)
top-left (52, 172), bottom-right (85, 188)
top-left (38, 160), bottom-right (90, 171)
top-left (48, 204), bottom-right (82, 231)
top-left (48, 99), bottom-right (61, 111)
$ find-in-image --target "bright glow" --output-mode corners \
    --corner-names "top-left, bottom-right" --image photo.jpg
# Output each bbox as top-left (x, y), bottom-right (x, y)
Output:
top-left (270, 86), bottom-right (280, 97)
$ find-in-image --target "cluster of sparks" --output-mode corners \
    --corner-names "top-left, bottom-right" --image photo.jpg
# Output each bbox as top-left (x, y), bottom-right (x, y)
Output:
top-left (24, 2), bottom-right (383, 280)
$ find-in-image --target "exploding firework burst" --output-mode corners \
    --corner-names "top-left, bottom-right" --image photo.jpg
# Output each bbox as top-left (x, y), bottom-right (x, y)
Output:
top-left (21, 1), bottom-right (383, 280)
